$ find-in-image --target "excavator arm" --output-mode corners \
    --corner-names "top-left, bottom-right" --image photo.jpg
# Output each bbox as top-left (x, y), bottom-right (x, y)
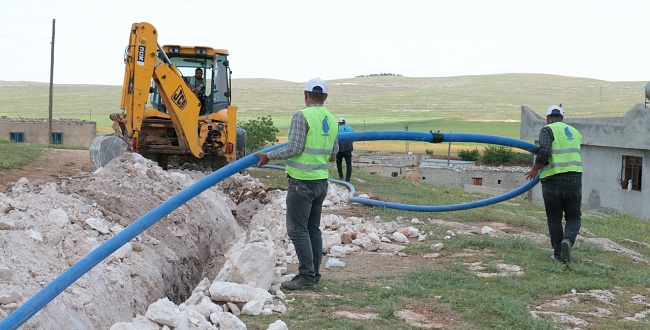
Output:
top-left (117, 22), bottom-right (205, 158)
top-left (119, 22), bottom-right (156, 140)
top-left (151, 55), bottom-right (204, 157)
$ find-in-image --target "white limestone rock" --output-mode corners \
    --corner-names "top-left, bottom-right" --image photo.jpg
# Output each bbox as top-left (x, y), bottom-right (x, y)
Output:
top-left (209, 281), bottom-right (273, 304)
top-left (144, 298), bottom-right (181, 328)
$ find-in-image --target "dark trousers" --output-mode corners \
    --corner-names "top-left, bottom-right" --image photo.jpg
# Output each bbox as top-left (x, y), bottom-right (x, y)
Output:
top-left (285, 178), bottom-right (328, 282)
top-left (336, 151), bottom-right (352, 181)
top-left (541, 180), bottom-right (582, 258)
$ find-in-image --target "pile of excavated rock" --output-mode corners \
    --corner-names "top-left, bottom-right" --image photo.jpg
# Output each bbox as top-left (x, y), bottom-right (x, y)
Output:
top-left (0, 153), bottom-right (419, 329)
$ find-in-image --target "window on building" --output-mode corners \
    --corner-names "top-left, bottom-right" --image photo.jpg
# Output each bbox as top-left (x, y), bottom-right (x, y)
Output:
top-left (9, 132), bottom-right (24, 143)
top-left (472, 177), bottom-right (483, 186)
top-left (621, 156), bottom-right (642, 191)
top-left (52, 132), bottom-right (63, 145)
top-left (391, 172), bottom-right (399, 177)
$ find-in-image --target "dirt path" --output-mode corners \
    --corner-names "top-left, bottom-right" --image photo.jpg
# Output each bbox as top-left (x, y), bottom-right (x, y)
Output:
top-left (0, 148), bottom-right (91, 188)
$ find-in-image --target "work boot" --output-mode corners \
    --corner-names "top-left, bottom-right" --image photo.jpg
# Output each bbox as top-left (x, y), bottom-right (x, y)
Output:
top-left (560, 239), bottom-right (572, 262)
top-left (281, 275), bottom-right (317, 291)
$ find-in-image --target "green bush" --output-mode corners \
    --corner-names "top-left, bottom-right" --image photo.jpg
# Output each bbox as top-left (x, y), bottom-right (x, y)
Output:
top-left (457, 148), bottom-right (480, 161)
top-left (237, 115), bottom-right (279, 153)
top-left (480, 145), bottom-right (514, 165)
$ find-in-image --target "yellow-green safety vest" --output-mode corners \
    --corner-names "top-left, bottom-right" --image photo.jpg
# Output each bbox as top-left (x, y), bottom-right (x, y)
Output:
top-left (285, 106), bottom-right (337, 180)
top-left (540, 121), bottom-right (583, 179)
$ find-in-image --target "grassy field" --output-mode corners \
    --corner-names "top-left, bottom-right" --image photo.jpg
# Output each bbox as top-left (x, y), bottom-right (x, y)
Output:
top-left (1, 74), bottom-right (645, 152)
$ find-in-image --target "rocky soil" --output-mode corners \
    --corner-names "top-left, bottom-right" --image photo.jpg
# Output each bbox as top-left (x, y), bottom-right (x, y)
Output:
top-left (0, 149), bottom-right (648, 329)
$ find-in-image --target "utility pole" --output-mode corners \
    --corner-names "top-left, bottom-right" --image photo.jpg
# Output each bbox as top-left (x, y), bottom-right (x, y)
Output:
top-left (363, 119), bottom-right (366, 144)
top-left (403, 122), bottom-right (410, 153)
top-left (447, 131), bottom-right (451, 166)
top-left (48, 19), bottom-right (55, 144)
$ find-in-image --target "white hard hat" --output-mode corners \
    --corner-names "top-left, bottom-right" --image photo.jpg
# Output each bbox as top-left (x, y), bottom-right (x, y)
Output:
top-left (546, 105), bottom-right (564, 116)
top-left (305, 78), bottom-right (328, 94)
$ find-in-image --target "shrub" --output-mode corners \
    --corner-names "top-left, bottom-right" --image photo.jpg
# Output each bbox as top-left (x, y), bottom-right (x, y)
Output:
top-left (457, 148), bottom-right (480, 161)
top-left (237, 115), bottom-right (279, 153)
top-left (480, 145), bottom-right (514, 165)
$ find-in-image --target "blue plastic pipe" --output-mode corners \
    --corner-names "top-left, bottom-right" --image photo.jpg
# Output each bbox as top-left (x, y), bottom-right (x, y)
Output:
top-left (1, 130), bottom-right (539, 329)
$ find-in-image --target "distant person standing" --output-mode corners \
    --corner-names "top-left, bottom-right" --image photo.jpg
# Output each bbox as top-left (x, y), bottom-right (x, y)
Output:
top-left (336, 117), bottom-right (354, 182)
top-left (525, 105), bottom-right (583, 263)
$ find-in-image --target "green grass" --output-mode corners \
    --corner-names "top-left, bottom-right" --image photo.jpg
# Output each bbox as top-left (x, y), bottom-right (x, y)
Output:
top-left (0, 139), bottom-right (44, 170)
top-left (0, 139), bottom-right (86, 171)
top-left (1, 74), bottom-right (645, 138)
top-left (242, 165), bottom-right (650, 330)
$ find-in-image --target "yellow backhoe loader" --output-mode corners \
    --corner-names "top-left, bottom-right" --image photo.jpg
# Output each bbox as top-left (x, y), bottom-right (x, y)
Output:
top-left (90, 22), bottom-right (245, 171)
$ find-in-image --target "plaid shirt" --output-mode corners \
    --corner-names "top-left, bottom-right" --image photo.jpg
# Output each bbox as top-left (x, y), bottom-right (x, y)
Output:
top-left (267, 106), bottom-right (339, 160)
top-left (535, 121), bottom-right (582, 183)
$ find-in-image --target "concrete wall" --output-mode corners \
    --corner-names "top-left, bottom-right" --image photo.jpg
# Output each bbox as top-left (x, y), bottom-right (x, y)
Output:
top-left (0, 117), bottom-right (96, 148)
top-left (582, 145), bottom-right (649, 217)
top-left (520, 104), bottom-right (650, 220)
top-left (355, 153), bottom-right (419, 178)
top-left (356, 164), bottom-right (406, 178)
top-left (357, 153), bottom-right (419, 167)
top-left (419, 166), bottom-right (527, 191)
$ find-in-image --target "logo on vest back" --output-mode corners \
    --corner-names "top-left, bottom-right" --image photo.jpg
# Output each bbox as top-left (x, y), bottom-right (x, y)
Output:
top-left (322, 117), bottom-right (330, 136)
top-left (564, 127), bottom-right (574, 141)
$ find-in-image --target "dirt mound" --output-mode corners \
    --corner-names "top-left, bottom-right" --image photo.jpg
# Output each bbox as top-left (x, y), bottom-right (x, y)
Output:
top-left (0, 152), bottom-right (241, 328)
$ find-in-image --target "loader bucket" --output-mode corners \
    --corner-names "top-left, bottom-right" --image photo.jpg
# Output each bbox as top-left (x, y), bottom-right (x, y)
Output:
top-left (89, 136), bottom-right (130, 172)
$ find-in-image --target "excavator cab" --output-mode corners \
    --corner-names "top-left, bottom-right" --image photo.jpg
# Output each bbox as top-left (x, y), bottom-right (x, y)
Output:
top-left (149, 46), bottom-right (232, 116)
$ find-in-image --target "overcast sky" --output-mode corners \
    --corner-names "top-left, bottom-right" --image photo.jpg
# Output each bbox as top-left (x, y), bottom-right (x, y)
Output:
top-left (2, 0), bottom-right (649, 86)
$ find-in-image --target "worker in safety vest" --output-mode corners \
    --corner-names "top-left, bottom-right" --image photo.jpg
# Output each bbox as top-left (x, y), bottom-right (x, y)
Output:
top-left (526, 105), bottom-right (582, 263)
top-left (336, 117), bottom-right (354, 182)
top-left (256, 78), bottom-right (338, 290)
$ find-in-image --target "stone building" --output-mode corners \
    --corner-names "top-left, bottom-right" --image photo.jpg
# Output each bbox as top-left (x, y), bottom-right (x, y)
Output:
top-left (0, 117), bottom-right (96, 148)
top-left (355, 153), bottom-right (420, 178)
top-left (418, 163), bottom-right (530, 197)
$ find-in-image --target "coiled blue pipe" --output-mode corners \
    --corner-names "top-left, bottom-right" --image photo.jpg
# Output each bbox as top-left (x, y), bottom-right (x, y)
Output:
top-left (338, 131), bottom-right (540, 211)
top-left (1, 130), bottom-right (538, 329)
top-left (272, 131), bottom-right (540, 211)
